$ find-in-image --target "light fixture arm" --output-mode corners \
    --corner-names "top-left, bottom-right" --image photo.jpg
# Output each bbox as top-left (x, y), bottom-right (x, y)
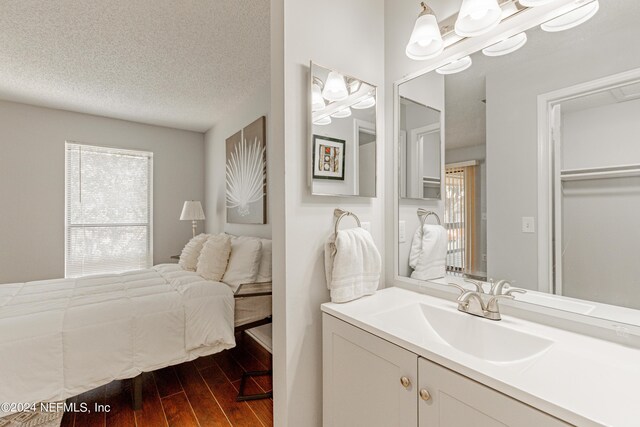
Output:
top-left (419, 2), bottom-right (436, 18)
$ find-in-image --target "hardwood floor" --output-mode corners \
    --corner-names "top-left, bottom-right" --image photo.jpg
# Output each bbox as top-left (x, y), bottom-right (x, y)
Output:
top-left (60, 336), bottom-right (273, 427)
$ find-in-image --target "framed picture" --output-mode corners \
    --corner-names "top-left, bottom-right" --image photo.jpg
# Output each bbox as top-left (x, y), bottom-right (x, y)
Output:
top-left (226, 116), bottom-right (267, 224)
top-left (312, 135), bottom-right (345, 180)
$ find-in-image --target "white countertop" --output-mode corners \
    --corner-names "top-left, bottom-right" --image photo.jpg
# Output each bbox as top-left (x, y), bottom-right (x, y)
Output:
top-left (322, 287), bottom-right (640, 427)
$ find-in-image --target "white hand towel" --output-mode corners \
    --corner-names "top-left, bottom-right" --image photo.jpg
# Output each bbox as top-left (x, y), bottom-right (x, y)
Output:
top-left (409, 224), bottom-right (447, 281)
top-left (325, 227), bottom-right (381, 303)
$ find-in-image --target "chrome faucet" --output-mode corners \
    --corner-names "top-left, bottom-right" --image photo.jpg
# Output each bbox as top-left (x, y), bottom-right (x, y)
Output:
top-left (448, 278), bottom-right (526, 321)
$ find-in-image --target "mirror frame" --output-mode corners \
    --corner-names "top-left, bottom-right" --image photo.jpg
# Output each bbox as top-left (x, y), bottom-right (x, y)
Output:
top-left (391, 0), bottom-right (640, 338)
top-left (397, 96), bottom-right (444, 201)
top-left (309, 61), bottom-right (379, 198)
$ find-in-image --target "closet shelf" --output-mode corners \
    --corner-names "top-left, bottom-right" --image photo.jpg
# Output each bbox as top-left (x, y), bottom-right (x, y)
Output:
top-left (560, 163), bottom-right (640, 181)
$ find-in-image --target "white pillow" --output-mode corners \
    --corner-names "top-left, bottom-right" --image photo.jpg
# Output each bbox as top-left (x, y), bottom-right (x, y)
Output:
top-left (256, 239), bottom-right (272, 283)
top-left (223, 236), bottom-right (263, 287)
top-left (179, 233), bottom-right (209, 271)
top-left (196, 234), bottom-right (232, 281)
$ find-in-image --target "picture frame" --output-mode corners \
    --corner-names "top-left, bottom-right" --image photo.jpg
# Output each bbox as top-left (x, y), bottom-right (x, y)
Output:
top-left (312, 135), bottom-right (346, 181)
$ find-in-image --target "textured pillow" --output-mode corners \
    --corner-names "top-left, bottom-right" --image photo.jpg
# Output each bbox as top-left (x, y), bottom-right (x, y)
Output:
top-left (196, 234), bottom-right (232, 281)
top-left (256, 239), bottom-right (272, 283)
top-left (179, 233), bottom-right (209, 271)
top-left (222, 236), bottom-right (263, 287)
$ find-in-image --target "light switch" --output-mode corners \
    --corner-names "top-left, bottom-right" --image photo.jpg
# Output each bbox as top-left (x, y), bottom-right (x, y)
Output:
top-left (522, 217), bottom-right (535, 233)
top-left (361, 221), bottom-right (371, 232)
top-left (399, 221), bottom-right (406, 243)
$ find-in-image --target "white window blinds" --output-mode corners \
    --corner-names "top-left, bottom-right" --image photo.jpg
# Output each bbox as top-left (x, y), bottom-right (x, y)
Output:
top-left (65, 143), bottom-right (153, 278)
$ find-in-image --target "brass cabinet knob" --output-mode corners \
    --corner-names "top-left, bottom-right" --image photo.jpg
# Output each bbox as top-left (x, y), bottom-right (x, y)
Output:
top-left (400, 376), bottom-right (411, 388)
top-left (419, 388), bottom-right (431, 401)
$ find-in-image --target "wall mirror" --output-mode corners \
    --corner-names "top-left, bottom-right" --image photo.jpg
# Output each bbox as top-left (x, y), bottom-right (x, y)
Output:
top-left (395, 0), bottom-right (640, 327)
top-left (398, 86), bottom-right (443, 200)
top-left (310, 62), bottom-right (377, 197)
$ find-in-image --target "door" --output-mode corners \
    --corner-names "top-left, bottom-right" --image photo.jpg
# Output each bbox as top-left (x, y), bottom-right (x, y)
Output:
top-left (418, 358), bottom-right (569, 427)
top-left (323, 314), bottom-right (418, 427)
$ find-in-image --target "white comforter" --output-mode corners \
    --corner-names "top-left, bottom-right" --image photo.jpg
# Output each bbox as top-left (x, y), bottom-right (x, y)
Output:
top-left (0, 264), bottom-right (235, 410)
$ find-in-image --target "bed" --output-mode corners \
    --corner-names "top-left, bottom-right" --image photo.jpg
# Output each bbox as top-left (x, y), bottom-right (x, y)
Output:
top-left (0, 263), bottom-right (272, 415)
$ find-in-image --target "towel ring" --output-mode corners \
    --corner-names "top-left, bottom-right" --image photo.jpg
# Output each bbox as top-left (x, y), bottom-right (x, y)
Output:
top-left (417, 208), bottom-right (441, 226)
top-left (334, 208), bottom-right (361, 235)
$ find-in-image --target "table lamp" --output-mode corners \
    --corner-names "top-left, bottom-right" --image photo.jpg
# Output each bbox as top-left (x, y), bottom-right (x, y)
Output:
top-left (180, 200), bottom-right (206, 238)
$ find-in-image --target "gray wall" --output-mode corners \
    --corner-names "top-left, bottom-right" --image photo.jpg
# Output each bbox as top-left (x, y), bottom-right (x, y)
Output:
top-left (204, 83), bottom-right (272, 239)
top-left (485, 6), bottom-right (640, 290)
top-left (0, 100), bottom-right (205, 283)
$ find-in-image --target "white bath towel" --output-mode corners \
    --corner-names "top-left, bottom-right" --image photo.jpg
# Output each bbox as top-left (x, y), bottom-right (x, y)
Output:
top-left (325, 227), bottom-right (381, 303)
top-left (409, 224), bottom-right (447, 281)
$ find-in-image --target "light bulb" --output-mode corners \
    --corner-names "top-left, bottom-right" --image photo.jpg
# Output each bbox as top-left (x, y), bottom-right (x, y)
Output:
top-left (455, 0), bottom-right (502, 37)
top-left (322, 71), bottom-right (349, 102)
top-left (470, 9), bottom-right (488, 20)
top-left (406, 3), bottom-right (444, 60)
top-left (312, 84), bottom-right (325, 112)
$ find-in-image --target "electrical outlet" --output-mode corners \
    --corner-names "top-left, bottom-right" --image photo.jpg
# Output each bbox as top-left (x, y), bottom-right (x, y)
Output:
top-left (482, 212), bottom-right (487, 221)
top-left (399, 221), bottom-right (406, 243)
top-left (361, 221), bottom-right (371, 232)
top-left (522, 217), bottom-right (535, 233)
top-left (482, 254), bottom-right (487, 262)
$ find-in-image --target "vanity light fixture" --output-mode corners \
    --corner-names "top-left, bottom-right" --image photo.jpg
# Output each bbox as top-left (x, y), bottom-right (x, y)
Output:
top-left (482, 32), bottom-right (528, 56)
top-left (540, 0), bottom-right (599, 32)
top-left (312, 77), bottom-right (325, 112)
top-left (455, 0), bottom-right (503, 37)
top-left (405, 2), bottom-right (444, 60)
top-left (519, 0), bottom-right (557, 6)
top-left (314, 116), bottom-right (332, 126)
top-left (436, 56), bottom-right (473, 75)
top-left (331, 107), bottom-right (352, 118)
top-left (352, 95), bottom-right (376, 109)
top-left (322, 71), bottom-right (349, 102)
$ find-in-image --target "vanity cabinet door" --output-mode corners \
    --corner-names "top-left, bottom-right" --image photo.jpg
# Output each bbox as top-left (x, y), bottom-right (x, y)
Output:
top-left (418, 358), bottom-right (570, 427)
top-left (323, 314), bottom-right (418, 427)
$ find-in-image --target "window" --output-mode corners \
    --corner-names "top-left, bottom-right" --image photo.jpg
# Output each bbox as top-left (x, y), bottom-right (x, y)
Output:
top-left (65, 143), bottom-right (153, 278)
top-left (444, 163), bottom-right (477, 275)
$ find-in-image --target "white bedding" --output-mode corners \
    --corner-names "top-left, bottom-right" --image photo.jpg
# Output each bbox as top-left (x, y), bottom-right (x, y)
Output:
top-left (0, 264), bottom-right (235, 412)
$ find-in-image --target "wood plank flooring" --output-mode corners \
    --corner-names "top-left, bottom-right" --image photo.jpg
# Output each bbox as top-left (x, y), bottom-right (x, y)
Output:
top-left (60, 336), bottom-right (273, 427)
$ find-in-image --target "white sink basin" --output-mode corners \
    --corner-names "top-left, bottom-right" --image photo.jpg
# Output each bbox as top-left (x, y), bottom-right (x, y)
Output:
top-left (373, 302), bottom-right (554, 364)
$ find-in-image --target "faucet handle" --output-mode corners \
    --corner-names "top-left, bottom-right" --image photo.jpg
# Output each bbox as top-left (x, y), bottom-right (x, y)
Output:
top-left (486, 294), bottom-right (514, 313)
top-left (463, 278), bottom-right (485, 293)
top-left (504, 288), bottom-right (527, 297)
top-left (446, 283), bottom-right (467, 297)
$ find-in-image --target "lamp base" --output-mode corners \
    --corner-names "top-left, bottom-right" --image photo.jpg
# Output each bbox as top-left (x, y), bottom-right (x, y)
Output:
top-left (192, 221), bottom-right (197, 238)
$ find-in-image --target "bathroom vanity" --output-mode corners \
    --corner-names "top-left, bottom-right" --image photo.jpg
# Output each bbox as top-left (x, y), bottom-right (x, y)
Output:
top-left (322, 287), bottom-right (640, 427)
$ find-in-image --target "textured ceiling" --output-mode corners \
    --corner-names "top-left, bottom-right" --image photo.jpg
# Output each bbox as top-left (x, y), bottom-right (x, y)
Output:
top-left (0, 1), bottom-right (270, 132)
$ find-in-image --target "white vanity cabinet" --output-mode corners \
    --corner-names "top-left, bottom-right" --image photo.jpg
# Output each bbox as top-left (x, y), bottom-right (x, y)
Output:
top-left (323, 313), bottom-right (570, 427)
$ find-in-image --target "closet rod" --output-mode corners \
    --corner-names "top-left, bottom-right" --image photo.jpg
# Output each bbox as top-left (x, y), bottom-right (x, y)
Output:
top-left (560, 163), bottom-right (640, 181)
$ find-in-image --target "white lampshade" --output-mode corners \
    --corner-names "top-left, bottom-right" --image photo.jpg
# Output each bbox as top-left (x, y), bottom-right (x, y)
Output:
top-left (314, 116), bottom-right (332, 126)
top-left (482, 32), bottom-right (528, 56)
top-left (455, 0), bottom-right (503, 37)
top-left (519, 0), bottom-right (557, 7)
top-left (180, 201), bottom-right (205, 221)
top-left (352, 95), bottom-right (376, 110)
top-left (540, 0), bottom-right (599, 32)
top-left (331, 107), bottom-right (352, 118)
top-left (436, 56), bottom-right (473, 75)
top-left (406, 4), bottom-right (444, 60)
top-left (312, 83), bottom-right (325, 112)
top-left (322, 71), bottom-right (349, 102)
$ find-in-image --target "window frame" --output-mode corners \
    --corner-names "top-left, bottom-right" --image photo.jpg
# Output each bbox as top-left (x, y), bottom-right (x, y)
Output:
top-left (64, 141), bottom-right (154, 278)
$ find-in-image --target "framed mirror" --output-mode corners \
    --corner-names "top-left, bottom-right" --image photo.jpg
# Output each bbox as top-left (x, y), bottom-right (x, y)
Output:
top-left (395, 0), bottom-right (640, 327)
top-left (310, 62), bottom-right (377, 197)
